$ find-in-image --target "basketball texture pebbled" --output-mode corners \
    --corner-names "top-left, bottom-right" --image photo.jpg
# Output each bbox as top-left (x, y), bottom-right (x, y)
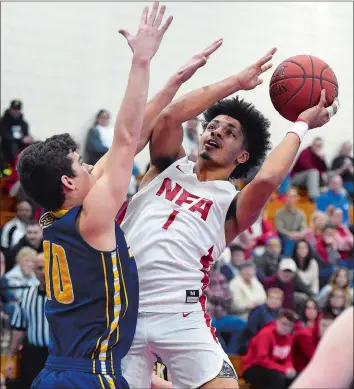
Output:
top-left (269, 55), bottom-right (339, 122)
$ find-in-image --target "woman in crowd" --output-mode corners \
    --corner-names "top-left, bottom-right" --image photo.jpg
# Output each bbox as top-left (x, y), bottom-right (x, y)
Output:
top-left (317, 267), bottom-right (353, 308)
top-left (298, 211), bottom-right (328, 247)
top-left (296, 298), bottom-right (320, 330)
top-left (3, 247), bottom-right (38, 301)
top-left (292, 240), bottom-right (319, 295)
top-left (329, 208), bottom-right (353, 259)
top-left (323, 287), bottom-right (347, 317)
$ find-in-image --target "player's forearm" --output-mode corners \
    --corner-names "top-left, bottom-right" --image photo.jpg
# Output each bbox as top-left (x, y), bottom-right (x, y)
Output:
top-left (254, 132), bottom-right (302, 192)
top-left (112, 55), bottom-right (151, 148)
top-left (7, 330), bottom-right (25, 357)
top-left (136, 74), bottom-right (184, 155)
top-left (160, 74), bottom-right (242, 126)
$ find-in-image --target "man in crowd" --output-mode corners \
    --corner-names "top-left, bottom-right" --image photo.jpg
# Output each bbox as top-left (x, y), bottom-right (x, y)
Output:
top-left (243, 309), bottom-right (298, 389)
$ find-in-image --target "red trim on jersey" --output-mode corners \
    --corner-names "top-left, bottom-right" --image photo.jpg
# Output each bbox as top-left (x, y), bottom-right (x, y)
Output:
top-left (116, 201), bottom-right (128, 225)
top-left (199, 246), bottom-right (217, 343)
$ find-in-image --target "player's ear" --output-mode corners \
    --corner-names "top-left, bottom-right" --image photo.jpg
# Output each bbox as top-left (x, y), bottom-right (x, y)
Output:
top-left (61, 175), bottom-right (76, 190)
top-left (236, 150), bottom-right (249, 164)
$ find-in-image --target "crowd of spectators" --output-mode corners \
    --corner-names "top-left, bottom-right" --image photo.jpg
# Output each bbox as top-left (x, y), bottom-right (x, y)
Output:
top-left (0, 101), bottom-right (353, 388)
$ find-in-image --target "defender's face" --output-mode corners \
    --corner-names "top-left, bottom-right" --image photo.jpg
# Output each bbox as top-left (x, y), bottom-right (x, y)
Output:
top-left (62, 152), bottom-right (95, 203)
top-left (199, 115), bottom-right (249, 170)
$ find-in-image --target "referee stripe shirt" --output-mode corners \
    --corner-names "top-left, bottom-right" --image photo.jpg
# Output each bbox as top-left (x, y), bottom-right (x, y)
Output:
top-left (11, 285), bottom-right (49, 347)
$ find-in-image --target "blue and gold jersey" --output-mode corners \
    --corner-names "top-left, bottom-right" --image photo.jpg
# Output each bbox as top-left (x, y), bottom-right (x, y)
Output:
top-left (40, 206), bottom-right (139, 375)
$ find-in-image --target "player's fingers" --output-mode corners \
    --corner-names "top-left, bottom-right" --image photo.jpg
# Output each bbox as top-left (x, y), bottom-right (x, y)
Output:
top-left (159, 15), bottom-right (173, 35)
top-left (256, 47), bottom-right (277, 66)
top-left (118, 29), bottom-right (131, 40)
top-left (203, 39), bottom-right (223, 58)
top-left (260, 62), bottom-right (273, 73)
top-left (318, 89), bottom-right (327, 108)
top-left (154, 5), bottom-right (166, 28)
top-left (326, 98), bottom-right (340, 119)
top-left (140, 6), bottom-right (149, 26)
top-left (148, 1), bottom-right (159, 26)
top-left (257, 78), bottom-right (264, 86)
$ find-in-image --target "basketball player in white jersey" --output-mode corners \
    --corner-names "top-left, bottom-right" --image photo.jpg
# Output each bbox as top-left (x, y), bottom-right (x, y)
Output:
top-left (120, 46), bottom-right (339, 387)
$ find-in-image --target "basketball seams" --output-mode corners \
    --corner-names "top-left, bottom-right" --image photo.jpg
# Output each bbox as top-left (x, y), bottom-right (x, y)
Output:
top-left (282, 77), bottom-right (306, 109)
top-left (309, 55), bottom-right (314, 108)
top-left (270, 75), bottom-right (337, 87)
top-left (319, 64), bottom-right (329, 92)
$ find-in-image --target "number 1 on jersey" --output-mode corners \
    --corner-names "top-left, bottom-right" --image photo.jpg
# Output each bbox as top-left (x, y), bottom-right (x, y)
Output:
top-left (162, 210), bottom-right (179, 230)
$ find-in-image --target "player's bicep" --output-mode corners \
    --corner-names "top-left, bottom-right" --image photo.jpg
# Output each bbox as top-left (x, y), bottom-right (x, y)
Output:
top-left (150, 121), bottom-right (185, 166)
top-left (233, 179), bottom-right (271, 235)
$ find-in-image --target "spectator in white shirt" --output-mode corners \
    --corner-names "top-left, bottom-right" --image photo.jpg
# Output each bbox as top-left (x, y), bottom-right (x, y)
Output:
top-left (229, 262), bottom-right (267, 319)
top-left (0, 200), bottom-right (32, 252)
top-left (292, 239), bottom-right (319, 295)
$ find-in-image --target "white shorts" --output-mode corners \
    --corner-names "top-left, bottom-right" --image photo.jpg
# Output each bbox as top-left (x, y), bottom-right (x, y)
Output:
top-left (122, 311), bottom-right (237, 389)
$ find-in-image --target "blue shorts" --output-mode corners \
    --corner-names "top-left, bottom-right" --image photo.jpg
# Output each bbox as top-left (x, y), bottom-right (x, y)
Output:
top-left (31, 356), bottom-right (129, 389)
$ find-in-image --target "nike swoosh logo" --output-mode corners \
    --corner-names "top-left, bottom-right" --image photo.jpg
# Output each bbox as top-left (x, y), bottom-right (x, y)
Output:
top-left (183, 312), bottom-right (192, 318)
top-left (176, 165), bottom-right (185, 173)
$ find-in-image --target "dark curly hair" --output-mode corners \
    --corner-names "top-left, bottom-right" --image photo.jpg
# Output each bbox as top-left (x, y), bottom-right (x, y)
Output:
top-left (17, 133), bottom-right (78, 211)
top-left (202, 96), bottom-right (271, 179)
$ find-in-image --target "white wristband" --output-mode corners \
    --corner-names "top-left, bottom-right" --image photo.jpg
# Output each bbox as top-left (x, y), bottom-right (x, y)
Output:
top-left (287, 121), bottom-right (309, 142)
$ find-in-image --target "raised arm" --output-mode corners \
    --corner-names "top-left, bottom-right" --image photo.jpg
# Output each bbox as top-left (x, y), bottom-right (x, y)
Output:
top-left (81, 3), bottom-right (172, 242)
top-left (149, 48), bottom-right (277, 167)
top-left (228, 91), bottom-right (339, 238)
top-left (91, 39), bottom-right (218, 181)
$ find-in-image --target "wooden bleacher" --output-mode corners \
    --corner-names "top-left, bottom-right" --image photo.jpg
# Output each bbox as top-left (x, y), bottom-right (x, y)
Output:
top-left (229, 355), bottom-right (250, 388)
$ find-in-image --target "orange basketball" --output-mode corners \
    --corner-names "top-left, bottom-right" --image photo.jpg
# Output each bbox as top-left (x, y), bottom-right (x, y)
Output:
top-left (269, 55), bottom-right (338, 122)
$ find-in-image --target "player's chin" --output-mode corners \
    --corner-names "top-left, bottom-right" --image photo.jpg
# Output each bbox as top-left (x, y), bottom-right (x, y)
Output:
top-left (199, 150), bottom-right (213, 161)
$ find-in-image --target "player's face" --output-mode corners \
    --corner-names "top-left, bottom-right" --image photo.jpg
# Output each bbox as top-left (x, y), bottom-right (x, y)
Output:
top-left (199, 115), bottom-right (249, 171)
top-left (62, 152), bottom-right (95, 204)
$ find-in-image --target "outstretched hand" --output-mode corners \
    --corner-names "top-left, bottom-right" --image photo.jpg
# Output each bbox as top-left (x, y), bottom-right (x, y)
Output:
top-left (119, 2), bottom-right (173, 61)
top-left (298, 89), bottom-right (339, 129)
top-left (175, 39), bottom-right (223, 82)
top-left (236, 47), bottom-right (277, 90)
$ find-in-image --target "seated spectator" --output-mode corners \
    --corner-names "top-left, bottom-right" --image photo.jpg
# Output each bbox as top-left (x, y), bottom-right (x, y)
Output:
top-left (316, 224), bottom-right (341, 266)
top-left (0, 200), bottom-right (32, 255)
top-left (204, 268), bottom-right (232, 312)
top-left (247, 213), bottom-right (277, 256)
top-left (0, 250), bottom-right (16, 328)
top-left (323, 287), bottom-right (347, 318)
top-left (331, 141), bottom-right (354, 201)
top-left (5, 220), bottom-right (43, 271)
top-left (292, 240), bottom-right (319, 295)
top-left (0, 100), bottom-right (33, 165)
top-left (84, 110), bottom-right (113, 165)
top-left (292, 312), bottom-right (335, 373)
top-left (236, 287), bottom-right (284, 355)
top-left (316, 174), bottom-right (350, 225)
top-left (290, 137), bottom-right (328, 201)
top-left (263, 258), bottom-right (314, 310)
top-left (275, 188), bottom-right (307, 255)
top-left (317, 267), bottom-right (353, 308)
top-left (298, 211), bottom-right (328, 247)
top-left (220, 244), bottom-right (245, 281)
top-left (4, 247), bottom-right (38, 301)
top-left (328, 208), bottom-right (354, 259)
top-left (254, 236), bottom-right (282, 281)
top-left (182, 118), bottom-right (199, 155)
top-left (296, 298), bottom-right (320, 330)
top-left (229, 262), bottom-right (267, 319)
top-left (243, 309), bottom-right (298, 389)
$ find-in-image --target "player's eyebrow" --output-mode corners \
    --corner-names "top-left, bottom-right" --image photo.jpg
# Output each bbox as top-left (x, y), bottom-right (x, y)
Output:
top-left (212, 119), bottom-right (238, 130)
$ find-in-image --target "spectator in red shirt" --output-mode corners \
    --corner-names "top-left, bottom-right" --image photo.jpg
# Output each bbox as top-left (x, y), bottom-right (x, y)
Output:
top-left (316, 224), bottom-right (341, 265)
top-left (291, 137), bottom-right (328, 201)
top-left (292, 312), bottom-right (335, 373)
top-left (263, 258), bottom-right (314, 310)
top-left (243, 309), bottom-right (298, 389)
top-left (329, 208), bottom-right (353, 259)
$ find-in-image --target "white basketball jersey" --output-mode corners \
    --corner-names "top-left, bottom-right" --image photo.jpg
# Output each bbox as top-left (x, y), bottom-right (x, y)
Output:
top-left (121, 157), bottom-right (237, 313)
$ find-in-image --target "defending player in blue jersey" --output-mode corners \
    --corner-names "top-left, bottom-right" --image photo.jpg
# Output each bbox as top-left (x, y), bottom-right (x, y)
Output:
top-left (17, 3), bottom-right (173, 388)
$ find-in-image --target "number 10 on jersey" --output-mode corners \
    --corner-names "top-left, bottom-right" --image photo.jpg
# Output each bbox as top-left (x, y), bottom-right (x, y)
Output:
top-left (43, 240), bottom-right (74, 304)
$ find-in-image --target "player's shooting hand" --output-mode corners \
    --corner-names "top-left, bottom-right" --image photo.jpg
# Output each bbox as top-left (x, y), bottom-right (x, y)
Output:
top-left (298, 90), bottom-right (339, 129)
top-left (119, 2), bottom-right (173, 61)
top-left (175, 39), bottom-right (223, 83)
top-left (236, 47), bottom-right (277, 90)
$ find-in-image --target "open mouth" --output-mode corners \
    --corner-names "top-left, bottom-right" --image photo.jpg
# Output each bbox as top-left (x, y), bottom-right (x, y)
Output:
top-left (205, 139), bottom-right (220, 149)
